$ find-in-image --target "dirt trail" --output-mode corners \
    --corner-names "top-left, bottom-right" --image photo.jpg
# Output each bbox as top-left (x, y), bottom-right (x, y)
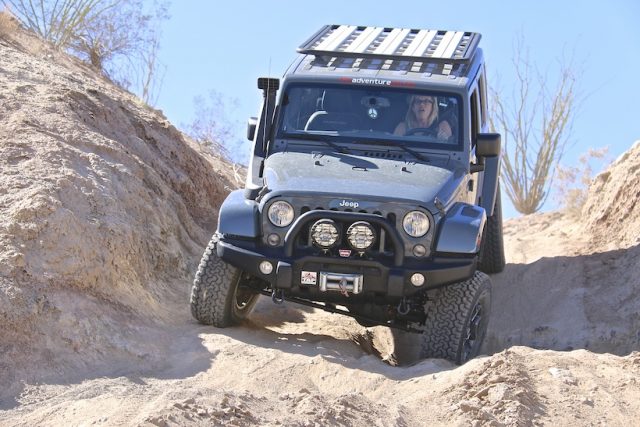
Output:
top-left (1, 16), bottom-right (639, 426)
top-left (3, 299), bottom-right (639, 426)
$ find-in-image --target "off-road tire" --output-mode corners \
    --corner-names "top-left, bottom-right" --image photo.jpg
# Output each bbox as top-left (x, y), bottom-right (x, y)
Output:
top-left (190, 238), bottom-right (258, 327)
top-left (478, 185), bottom-right (505, 274)
top-left (420, 271), bottom-right (491, 365)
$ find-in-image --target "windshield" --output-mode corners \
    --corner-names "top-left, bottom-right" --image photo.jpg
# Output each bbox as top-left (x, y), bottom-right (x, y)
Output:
top-left (277, 83), bottom-right (462, 150)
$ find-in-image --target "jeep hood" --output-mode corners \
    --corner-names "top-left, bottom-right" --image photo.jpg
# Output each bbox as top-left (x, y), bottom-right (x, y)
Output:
top-left (263, 151), bottom-right (460, 203)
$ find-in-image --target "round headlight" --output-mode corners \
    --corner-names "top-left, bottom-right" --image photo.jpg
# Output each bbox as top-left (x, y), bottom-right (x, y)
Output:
top-left (347, 221), bottom-right (375, 250)
top-left (310, 219), bottom-right (339, 248)
top-left (268, 201), bottom-right (294, 227)
top-left (403, 211), bottom-right (430, 237)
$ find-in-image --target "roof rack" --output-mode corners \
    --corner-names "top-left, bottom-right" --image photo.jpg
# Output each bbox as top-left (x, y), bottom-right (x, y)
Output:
top-left (298, 25), bottom-right (481, 64)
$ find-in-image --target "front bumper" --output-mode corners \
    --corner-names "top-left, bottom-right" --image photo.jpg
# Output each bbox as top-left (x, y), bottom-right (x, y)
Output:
top-left (217, 239), bottom-right (476, 301)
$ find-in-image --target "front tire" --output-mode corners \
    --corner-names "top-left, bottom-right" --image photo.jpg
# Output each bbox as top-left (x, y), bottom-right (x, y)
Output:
top-left (190, 238), bottom-right (258, 327)
top-left (420, 272), bottom-right (491, 365)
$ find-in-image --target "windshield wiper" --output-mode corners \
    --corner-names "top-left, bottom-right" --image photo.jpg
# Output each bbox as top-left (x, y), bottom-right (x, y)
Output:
top-left (360, 139), bottom-right (430, 162)
top-left (286, 132), bottom-right (351, 154)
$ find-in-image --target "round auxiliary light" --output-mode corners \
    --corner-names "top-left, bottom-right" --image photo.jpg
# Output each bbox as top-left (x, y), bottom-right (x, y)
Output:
top-left (346, 221), bottom-right (376, 250)
top-left (403, 210), bottom-right (430, 237)
top-left (267, 233), bottom-right (281, 246)
top-left (413, 244), bottom-right (427, 257)
top-left (410, 273), bottom-right (425, 287)
top-left (259, 261), bottom-right (274, 275)
top-left (268, 201), bottom-right (294, 227)
top-left (310, 219), bottom-right (340, 248)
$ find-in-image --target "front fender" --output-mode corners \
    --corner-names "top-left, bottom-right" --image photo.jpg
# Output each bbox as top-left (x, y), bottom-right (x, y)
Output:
top-left (218, 190), bottom-right (259, 238)
top-left (435, 203), bottom-right (486, 254)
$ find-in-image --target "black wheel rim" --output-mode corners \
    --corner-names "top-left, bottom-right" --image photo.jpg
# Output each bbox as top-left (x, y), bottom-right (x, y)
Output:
top-left (462, 300), bottom-right (483, 362)
top-left (234, 285), bottom-right (255, 312)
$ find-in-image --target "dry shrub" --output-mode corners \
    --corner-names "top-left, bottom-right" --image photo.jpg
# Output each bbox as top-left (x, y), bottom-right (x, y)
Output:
top-left (490, 35), bottom-right (581, 215)
top-left (555, 147), bottom-right (609, 217)
top-left (2, 0), bottom-right (169, 105)
top-left (182, 89), bottom-right (241, 162)
top-left (0, 9), bottom-right (48, 55)
top-left (0, 10), bottom-right (19, 38)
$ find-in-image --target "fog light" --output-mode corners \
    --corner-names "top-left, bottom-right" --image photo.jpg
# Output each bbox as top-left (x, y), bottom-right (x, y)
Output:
top-left (410, 273), bottom-right (425, 287)
top-left (347, 221), bottom-right (376, 250)
top-left (267, 233), bottom-right (281, 246)
top-left (259, 261), bottom-right (274, 275)
top-left (310, 219), bottom-right (339, 248)
top-left (413, 244), bottom-right (427, 257)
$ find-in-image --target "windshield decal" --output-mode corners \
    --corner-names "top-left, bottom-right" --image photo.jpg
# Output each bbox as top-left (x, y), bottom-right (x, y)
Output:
top-left (339, 77), bottom-right (390, 86)
top-left (390, 81), bottom-right (417, 88)
top-left (338, 77), bottom-right (416, 87)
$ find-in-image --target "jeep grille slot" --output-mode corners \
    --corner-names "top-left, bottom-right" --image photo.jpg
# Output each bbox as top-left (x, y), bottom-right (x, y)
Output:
top-left (386, 212), bottom-right (396, 225)
top-left (384, 213), bottom-right (396, 252)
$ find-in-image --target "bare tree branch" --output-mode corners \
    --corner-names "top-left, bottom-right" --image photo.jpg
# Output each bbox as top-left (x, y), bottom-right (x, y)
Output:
top-left (183, 90), bottom-right (242, 162)
top-left (490, 39), bottom-right (580, 214)
top-left (2, 0), bottom-right (169, 104)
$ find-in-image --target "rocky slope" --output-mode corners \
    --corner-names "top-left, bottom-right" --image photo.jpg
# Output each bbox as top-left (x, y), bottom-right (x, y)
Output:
top-left (0, 17), bottom-right (237, 399)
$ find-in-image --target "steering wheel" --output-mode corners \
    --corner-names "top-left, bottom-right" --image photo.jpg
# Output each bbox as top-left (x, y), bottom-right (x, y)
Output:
top-left (405, 127), bottom-right (437, 137)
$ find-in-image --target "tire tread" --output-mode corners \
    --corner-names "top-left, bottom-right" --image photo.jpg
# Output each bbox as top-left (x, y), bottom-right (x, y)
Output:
top-left (190, 238), bottom-right (247, 327)
top-left (420, 271), bottom-right (491, 364)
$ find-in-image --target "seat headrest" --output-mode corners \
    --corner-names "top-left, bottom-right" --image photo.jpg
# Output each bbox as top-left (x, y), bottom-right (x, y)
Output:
top-left (321, 90), bottom-right (352, 112)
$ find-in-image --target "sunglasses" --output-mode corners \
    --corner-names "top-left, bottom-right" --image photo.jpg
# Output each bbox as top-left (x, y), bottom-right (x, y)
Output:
top-left (413, 98), bottom-right (434, 106)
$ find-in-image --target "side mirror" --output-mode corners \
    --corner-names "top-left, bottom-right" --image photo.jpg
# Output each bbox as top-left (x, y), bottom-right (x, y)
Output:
top-left (247, 117), bottom-right (257, 141)
top-left (471, 133), bottom-right (501, 173)
top-left (476, 133), bottom-right (501, 157)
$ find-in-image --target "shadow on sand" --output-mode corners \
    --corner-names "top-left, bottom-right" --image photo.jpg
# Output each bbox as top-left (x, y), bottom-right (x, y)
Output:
top-left (3, 244), bottom-right (638, 410)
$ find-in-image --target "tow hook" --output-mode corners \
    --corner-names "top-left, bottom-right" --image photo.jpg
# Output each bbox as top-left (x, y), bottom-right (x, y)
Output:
top-left (271, 289), bottom-right (284, 304)
top-left (338, 278), bottom-right (350, 298)
top-left (397, 298), bottom-right (410, 315)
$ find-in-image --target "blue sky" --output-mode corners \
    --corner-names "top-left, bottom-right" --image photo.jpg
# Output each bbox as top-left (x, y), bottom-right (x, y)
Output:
top-left (153, 0), bottom-right (639, 217)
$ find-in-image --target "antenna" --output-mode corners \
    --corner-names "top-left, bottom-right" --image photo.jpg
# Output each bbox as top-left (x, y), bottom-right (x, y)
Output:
top-left (262, 56), bottom-right (272, 147)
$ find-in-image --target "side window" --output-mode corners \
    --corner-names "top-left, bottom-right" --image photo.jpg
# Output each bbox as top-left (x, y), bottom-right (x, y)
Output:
top-left (478, 72), bottom-right (488, 128)
top-left (470, 88), bottom-right (479, 144)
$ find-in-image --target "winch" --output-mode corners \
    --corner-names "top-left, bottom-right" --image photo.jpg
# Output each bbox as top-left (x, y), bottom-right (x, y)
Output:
top-left (318, 272), bottom-right (363, 295)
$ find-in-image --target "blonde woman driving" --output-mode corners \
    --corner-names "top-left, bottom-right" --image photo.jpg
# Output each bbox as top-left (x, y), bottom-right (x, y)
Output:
top-left (394, 95), bottom-right (452, 140)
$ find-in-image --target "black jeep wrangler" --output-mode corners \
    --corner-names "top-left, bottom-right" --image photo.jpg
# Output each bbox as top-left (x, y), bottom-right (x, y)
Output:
top-left (190, 25), bottom-right (505, 365)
